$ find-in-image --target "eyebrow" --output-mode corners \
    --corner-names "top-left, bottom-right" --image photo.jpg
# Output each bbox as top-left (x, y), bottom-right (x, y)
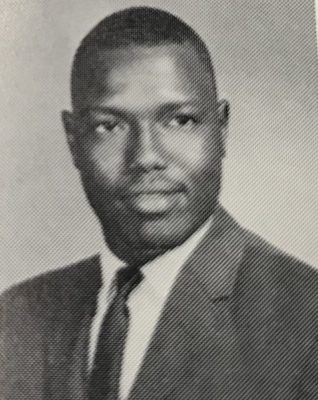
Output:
top-left (81, 100), bottom-right (203, 117)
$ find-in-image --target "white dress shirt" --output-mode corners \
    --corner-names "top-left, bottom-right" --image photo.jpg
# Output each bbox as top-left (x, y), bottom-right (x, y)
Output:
top-left (89, 219), bottom-right (211, 400)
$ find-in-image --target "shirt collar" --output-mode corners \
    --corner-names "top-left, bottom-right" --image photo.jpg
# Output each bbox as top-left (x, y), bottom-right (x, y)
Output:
top-left (99, 217), bottom-right (212, 300)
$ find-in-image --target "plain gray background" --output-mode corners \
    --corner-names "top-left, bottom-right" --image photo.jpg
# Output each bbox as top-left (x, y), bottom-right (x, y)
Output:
top-left (1, 0), bottom-right (318, 293)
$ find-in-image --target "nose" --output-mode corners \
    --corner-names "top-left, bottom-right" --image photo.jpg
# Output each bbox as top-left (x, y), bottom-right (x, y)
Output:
top-left (128, 121), bottom-right (166, 173)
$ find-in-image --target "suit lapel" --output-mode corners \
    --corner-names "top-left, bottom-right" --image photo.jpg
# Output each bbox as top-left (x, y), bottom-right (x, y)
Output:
top-left (129, 207), bottom-right (247, 400)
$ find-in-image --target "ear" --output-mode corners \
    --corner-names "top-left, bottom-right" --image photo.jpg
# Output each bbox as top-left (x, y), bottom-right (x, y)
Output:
top-left (61, 110), bottom-right (81, 169)
top-left (217, 99), bottom-right (230, 157)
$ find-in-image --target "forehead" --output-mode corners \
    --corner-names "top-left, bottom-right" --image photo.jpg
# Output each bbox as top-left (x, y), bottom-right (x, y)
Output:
top-left (74, 44), bottom-right (216, 110)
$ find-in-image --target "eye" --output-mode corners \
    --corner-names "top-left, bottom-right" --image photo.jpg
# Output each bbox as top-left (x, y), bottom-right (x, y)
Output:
top-left (167, 114), bottom-right (198, 129)
top-left (93, 119), bottom-right (128, 135)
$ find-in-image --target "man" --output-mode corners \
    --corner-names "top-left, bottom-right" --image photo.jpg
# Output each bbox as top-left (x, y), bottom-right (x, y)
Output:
top-left (1, 6), bottom-right (317, 400)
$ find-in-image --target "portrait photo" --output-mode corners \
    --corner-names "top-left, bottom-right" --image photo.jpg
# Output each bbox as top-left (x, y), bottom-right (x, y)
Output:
top-left (0, 1), bottom-right (318, 399)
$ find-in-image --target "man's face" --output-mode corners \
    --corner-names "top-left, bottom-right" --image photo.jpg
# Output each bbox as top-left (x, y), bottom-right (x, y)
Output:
top-left (63, 44), bottom-right (229, 262)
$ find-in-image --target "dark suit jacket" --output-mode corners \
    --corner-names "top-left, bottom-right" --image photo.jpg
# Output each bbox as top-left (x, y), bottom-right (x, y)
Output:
top-left (1, 207), bottom-right (318, 400)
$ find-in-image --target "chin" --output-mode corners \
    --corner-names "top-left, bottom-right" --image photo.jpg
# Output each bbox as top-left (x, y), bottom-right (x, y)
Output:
top-left (136, 214), bottom-right (203, 250)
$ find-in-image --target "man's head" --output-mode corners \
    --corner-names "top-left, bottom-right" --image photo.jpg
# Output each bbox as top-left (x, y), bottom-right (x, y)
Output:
top-left (62, 7), bottom-right (229, 264)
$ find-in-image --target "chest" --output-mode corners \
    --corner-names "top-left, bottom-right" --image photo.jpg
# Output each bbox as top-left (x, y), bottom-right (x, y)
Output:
top-left (56, 297), bottom-right (306, 400)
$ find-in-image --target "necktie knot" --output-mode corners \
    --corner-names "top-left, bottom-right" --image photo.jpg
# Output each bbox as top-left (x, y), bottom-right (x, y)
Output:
top-left (115, 266), bottom-right (144, 299)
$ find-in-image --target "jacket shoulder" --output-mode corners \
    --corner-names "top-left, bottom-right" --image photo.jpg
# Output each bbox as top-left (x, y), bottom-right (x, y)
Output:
top-left (241, 230), bottom-right (318, 307)
top-left (0, 256), bottom-right (101, 320)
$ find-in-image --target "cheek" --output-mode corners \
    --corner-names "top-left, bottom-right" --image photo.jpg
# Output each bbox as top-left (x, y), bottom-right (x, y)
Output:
top-left (165, 132), bottom-right (222, 178)
top-left (77, 137), bottom-right (126, 185)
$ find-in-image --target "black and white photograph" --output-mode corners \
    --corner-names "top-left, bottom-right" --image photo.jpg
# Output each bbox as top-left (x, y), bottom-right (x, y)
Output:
top-left (1, 1), bottom-right (318, 399)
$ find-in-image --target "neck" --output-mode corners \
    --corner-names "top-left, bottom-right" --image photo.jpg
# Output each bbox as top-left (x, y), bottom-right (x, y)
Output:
top-left (102, 227), bottom-right (170, 267)
top-left (101, 214), bottom-right (214, 267)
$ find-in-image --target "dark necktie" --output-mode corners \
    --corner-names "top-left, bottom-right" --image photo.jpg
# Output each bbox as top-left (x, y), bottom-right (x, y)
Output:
top-left (88, 266), bottom-right (144, 400)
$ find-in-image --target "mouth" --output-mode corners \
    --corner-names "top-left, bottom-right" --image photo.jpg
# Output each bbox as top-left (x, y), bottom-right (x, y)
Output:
top-left (122, 189), bottom-right (187, 215)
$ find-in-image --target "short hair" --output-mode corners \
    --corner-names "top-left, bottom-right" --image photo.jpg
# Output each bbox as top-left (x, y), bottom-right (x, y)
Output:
top-left (71, 6), bottom-right (217, 106)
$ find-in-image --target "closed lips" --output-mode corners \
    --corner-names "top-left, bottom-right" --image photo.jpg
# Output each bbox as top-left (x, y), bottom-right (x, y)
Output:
top-left (123, 190), bottom-right (186, 214)
top-left (129, 190), bottom-right (183, 196)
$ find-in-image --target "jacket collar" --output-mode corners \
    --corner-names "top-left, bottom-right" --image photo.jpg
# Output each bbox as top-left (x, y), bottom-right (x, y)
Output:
top-left (66, 205), bottom-right (245, 313)
top-left (72, 205), bottom-right (245, 309)
top-left (186, 205), bottom-right (246, 300)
